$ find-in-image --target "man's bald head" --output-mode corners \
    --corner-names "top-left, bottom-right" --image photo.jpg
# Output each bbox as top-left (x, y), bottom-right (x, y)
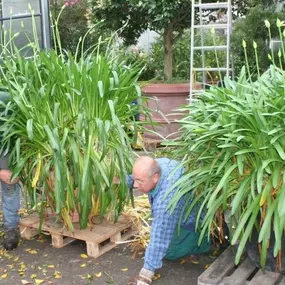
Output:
top-left (133, 156), bottom-right (161, 176)
top-left (132, 156), bottom-right (161, 193)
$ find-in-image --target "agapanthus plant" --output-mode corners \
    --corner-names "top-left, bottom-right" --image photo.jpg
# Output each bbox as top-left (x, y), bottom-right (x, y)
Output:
top-left (0, 6), bottom-right (147, 230)
top-left (167, 18), bottom-right (285, 272)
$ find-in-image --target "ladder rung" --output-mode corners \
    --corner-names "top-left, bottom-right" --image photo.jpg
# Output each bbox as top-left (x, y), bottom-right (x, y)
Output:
top-left (193, 45), bottom-right (227, 51)
top-left (193, 67), bottom-right (230, 72)
top-left (194, 2), bottom-right (229, 9)
top-left (193, 24), bottom-right (228, 29)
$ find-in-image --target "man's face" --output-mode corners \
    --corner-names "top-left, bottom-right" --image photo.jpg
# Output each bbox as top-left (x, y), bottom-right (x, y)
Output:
top-left (132, 167), bottom-right (159, 194)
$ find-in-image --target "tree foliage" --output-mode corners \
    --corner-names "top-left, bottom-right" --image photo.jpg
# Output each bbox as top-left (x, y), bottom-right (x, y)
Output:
top-left (91, 0), bottom-right (195, 80)
top-left (231, 2), bottom-right (285, 77)
top-left (91, 0), bottom-right (284, 80)
top-left (50, 0), bottom-right (98, 55)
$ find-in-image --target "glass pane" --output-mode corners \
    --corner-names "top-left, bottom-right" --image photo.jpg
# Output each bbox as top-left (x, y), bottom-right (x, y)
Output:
top-left (1, 17), bottom-right (42, 56)
top-left (2, 0), bottom-right (40, 16)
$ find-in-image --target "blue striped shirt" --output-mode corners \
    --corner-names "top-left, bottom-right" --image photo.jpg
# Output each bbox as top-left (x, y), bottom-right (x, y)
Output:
top-left (128, 158), bottom-right (197, 271)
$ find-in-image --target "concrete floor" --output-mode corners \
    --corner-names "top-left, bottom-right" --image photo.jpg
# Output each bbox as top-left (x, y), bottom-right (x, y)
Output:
top-left (0, 233), bottom-right (217, 285)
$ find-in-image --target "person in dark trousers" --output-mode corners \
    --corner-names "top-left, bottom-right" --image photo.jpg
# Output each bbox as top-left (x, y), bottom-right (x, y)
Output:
top-left (0, 157), bottom-right (20, 250)
top-left (127, 156), bottom-right (211, 285)
top-left (0, 92), bottom-right (21, 250)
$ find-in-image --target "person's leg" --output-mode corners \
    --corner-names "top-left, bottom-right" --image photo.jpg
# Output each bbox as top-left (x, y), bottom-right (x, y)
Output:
top-left (165, 226), bottom-right (211, 261)
top-left (0, 155), bottom-right (20, 250)
top-left (2, 182), bottom-right (20, 229)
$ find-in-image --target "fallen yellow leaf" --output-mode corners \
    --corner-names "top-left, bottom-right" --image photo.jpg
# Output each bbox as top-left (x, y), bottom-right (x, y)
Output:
top-left (205, 264), bottom-right (210, 269)
top-left (30, 273), bottom-right (37, 279)
top-left (80, 263), bottom-right (87, 268)
top-left (47, 265), bottom-right (54, 268)
top-left (27, 249), bottom-right (37, 254)
top-left (80, 254), bottom-right (88, 259)
top-left (1, 273), bottom-right (8, 279)
top-left (54, 271), bottom-right (62, 279)
top-left (34, 279), bottom-right (44, 284)
top-left (18, 272), bottom-right (25, 277)
top-left (152, 273), bottom-right (161, 280)
top-left (21, 280), bottom-right (31, 285)
top-left (95, 272), bottom-right (102, 278)
top-left (180, 259), bottom-right (187, 264)
top-left (120, 268), bottom-right (128, 272)
top-left (7, 264), bottom-right (14, 269)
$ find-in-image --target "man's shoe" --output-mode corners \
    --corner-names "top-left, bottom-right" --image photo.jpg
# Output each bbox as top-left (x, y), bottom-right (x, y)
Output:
top-left (2, 228), bottom-right (20, 250)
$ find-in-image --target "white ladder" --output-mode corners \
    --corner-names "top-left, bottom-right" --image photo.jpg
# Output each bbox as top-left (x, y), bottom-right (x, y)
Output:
top-left (189, 0), bottom-right (233, 103)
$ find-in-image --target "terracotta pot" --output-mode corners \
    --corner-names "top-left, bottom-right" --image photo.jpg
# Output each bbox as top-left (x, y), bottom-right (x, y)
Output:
top-left (141, 82), bottom-right (201, 140)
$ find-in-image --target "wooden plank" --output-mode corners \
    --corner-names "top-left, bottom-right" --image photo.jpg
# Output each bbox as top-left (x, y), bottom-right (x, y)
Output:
top-left (198, 247), bottom-right (236, 285)
top-left (143, 138), bottom-right (163, 151)
top-left (51, 234), bottom-right (75, 248)
top-left (247, 269), bottom-right (281, 285)
top-left (19, 225), bottom-right (39, 240)
top-left (20, 215), bottom-right (119, 243)
top-left (222, 258), bottom-right (257, 285)
top-left (20, 213), bottom-right (137, 258)
top-left (86, 241), bottom-right (100, 258)
top-left (86, 227), bottom-right (136, 258)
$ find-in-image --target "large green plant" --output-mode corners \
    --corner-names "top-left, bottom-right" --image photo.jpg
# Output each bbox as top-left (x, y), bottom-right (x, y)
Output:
top-left (0, 13), bottom-right (144, 230)
top-left (168, 19), bottom-right (285, 270)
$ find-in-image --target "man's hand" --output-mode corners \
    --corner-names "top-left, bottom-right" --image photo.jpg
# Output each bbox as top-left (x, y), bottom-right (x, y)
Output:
top-left (0, 169), bottom-right (19, 185)
top-left (128, 268), bottom-right (154, 285)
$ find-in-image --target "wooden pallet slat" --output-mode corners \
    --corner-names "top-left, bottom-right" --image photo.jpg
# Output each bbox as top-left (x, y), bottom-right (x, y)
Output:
top-left (198, 247), bottom-right (235, 285)
top-left (222, 258), bottom-right (256, 285)
top-left (247, 270), bottom-right (281, 285)
top-left (19, 213), bottom-right (136, 258)
top-left (198, 247), bottom-right (284, 285)
top-left (143, 138), bottom-right (163, 151)
top-left (51, 234), bottom-right (75, 248)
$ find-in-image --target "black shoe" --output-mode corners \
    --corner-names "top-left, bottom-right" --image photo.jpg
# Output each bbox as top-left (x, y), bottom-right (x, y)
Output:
top-left (2, 228), bottom-right (20, 250)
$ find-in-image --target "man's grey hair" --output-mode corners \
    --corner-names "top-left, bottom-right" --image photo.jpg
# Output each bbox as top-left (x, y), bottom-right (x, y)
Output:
top-left (149, 160), bottom-right (161, 177)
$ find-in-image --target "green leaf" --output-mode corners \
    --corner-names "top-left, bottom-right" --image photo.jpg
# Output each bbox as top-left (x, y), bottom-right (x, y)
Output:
top-left (258, 198), bottom-right (277, 242)
top-left (231, 176), bottom-right (251, 214)
top-left (27, 119), bottom-right (33, 140)
top-left (273, 142), bottom-right (285, 160)
top-left (209, 164), bottom-right (237, 205)
top-left (232, 195), bottom-right (260, 245)
top-left (234, 199), bottom-right (259, 265)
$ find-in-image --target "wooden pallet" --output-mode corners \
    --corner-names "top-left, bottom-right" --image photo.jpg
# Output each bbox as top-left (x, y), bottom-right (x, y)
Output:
top-left (143, 138), bottom-right (164, 151)
top-left (19, 213), bottom-right (137, 258)
top-left (198, 247), bottom-right (284, 285)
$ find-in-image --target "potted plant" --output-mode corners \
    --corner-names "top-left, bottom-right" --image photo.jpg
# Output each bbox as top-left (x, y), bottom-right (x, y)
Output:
top-left (167, 18), bottom-right (285, 272)
top-left (0, 10), bottom-right (144, 231)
